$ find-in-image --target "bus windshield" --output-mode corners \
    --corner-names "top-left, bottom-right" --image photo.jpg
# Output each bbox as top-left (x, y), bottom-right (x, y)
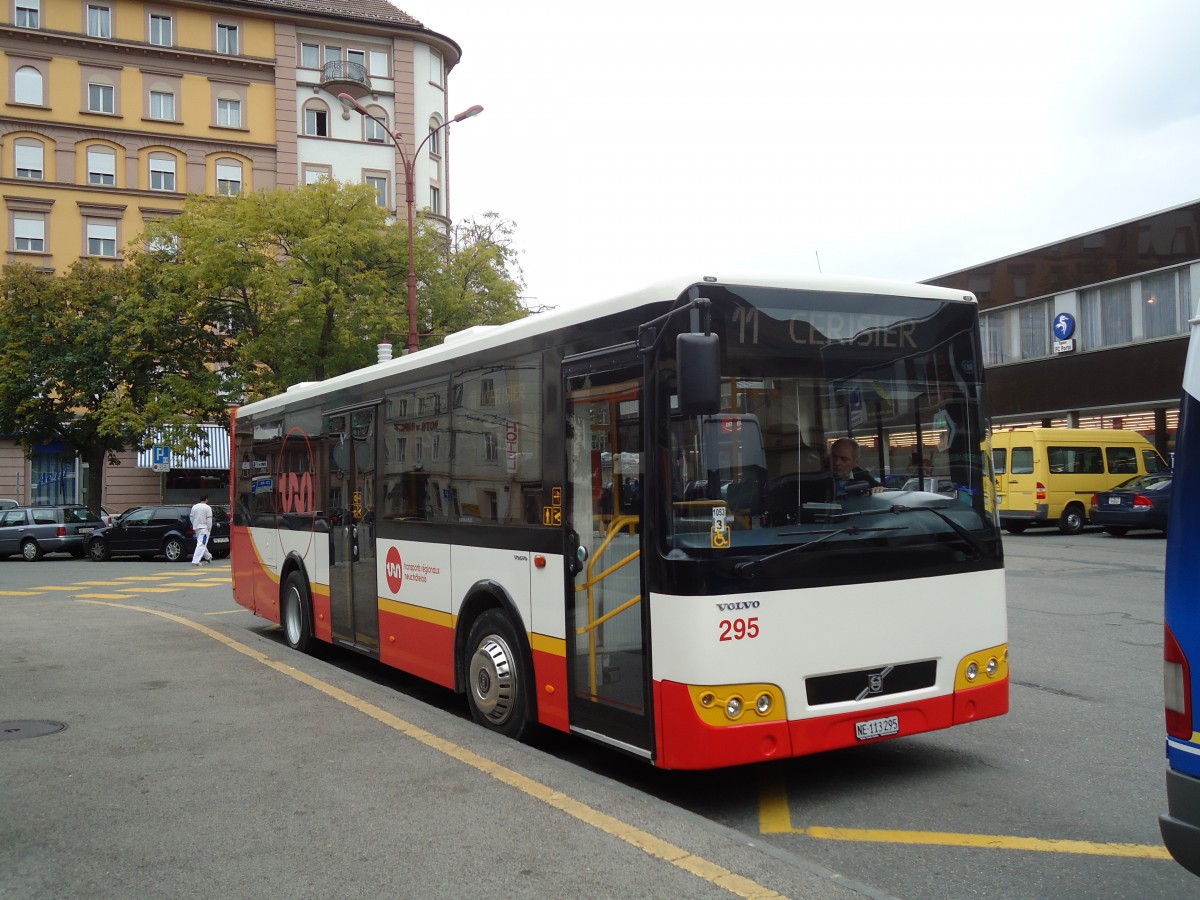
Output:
top-left (662, 285), bottom-right (999, 579)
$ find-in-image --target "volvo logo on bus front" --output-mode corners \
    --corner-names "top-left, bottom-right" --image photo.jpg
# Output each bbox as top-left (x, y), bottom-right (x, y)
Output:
top-left (857, 665), bottom-right (894, 701)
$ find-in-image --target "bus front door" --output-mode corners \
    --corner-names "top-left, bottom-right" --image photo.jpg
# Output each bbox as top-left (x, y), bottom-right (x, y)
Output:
top-left (563, 355), bottom-right (652, 758)
top-left (326, 406), bottom-right (380, 655)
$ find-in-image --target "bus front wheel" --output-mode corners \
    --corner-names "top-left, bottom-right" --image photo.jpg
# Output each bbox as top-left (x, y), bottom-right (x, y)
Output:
top-left (465, 610), bottom-right (532, 740)
top-left (281, 571), bottom-right (313, 653)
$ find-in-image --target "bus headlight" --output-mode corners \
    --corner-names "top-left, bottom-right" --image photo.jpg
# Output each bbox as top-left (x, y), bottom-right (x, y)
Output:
top-left (725, 696), bottom-right (744, 719)
top-left (965, 662), bottom-right (979, 682)
top-left (685, 683), bottom-right (786, 725)
top-left (755, 692), bottom-right (773, 715)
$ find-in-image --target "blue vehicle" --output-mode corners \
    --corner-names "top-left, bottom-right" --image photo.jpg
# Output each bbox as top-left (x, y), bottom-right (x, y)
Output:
top-left (1161, 320), bottom-right (1200, 875)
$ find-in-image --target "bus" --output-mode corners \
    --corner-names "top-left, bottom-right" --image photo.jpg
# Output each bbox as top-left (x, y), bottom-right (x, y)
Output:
top-left (229, 273), bottom-right (1008, 770)
top-left (1161, 314), bottom-right (1200, 874)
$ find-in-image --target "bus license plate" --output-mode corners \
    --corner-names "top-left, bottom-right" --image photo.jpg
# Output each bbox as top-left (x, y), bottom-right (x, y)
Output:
top-left (855, 715), bottom-right (899, 741)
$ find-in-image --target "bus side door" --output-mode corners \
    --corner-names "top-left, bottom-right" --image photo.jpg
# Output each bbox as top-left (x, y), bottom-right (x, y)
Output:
top-left (563, 352), bottom-right (653, 758)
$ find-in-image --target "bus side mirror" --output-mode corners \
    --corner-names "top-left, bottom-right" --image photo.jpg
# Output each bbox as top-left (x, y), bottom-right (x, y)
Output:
top-left (677, 332), bottom-right (721, 416)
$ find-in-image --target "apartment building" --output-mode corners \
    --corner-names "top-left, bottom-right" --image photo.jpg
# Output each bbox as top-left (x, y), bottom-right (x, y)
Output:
top-left (0, 0), bottom-right (465, 509)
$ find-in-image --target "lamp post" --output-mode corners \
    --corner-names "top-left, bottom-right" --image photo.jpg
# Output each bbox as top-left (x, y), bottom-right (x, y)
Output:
top-left (339, 93), bottom-right (483, 354)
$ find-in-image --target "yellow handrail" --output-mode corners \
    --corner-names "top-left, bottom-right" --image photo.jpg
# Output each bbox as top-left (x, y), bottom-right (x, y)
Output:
top-left (575, 515), bottom-right (641, 695)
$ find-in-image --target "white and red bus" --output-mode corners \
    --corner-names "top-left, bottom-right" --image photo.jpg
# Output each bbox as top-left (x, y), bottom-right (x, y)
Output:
top-left (230, 273), bottom-right (1008, 769)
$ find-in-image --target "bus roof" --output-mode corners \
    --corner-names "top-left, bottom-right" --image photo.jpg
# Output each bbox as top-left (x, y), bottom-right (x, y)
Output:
top-left (235, 272), bottom-right (977, 417)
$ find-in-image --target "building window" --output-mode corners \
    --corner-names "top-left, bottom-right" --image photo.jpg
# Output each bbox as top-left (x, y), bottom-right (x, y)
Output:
top-left (14, 139), bottom-right (44, 180)
top-left (1080, 283), bottom-right (1133, 349)
top-left (149, 90), bottom-right (175, 121)
top-left (86, 221), bottom-right (118, 257)
top-left (427, 121), bottom-right (441, 156)
top-left (149, 154), bottom-right (176, 191)
top-left (347, 49), bottom-right (365, 71)
top-left (430, 50), bottom-right (443, 87)
top-left (364, 113), bottom-right (387, 143)
top-left (216, 160), bottom-right (243, 195)
top-left (14, 66), bottom-right (43, 105)
top-left (15, 1), bottom-right (38, 28)
top-left (88, 82), bottom-right (115, 114)
top-left (87, 146), bottom-right (116, 186)
top-left (980, 310), bottom-right (1012, 367)
top-left (302, 165), bottom-right (330, 185)
top-left (303, 104), bottom-right (328, 137)
top-left (216, 22), bottom-right (239, 55)
top-left (86, 4), bottom-right (111, 38)
top-left (429, 186), bottom-right (441, 215)
top-left (365, 175), bottom-right (388, 207)
top-left (1143, 268), bottom-right (1191, 340)
top-left (1018, 299), bottom-right (1050, 360)
top-left (148, 13), bottom-right (172, 46)
top-left (13, 215), bottom-right (45, 252)
top-left (217, 98), bottom-right (241, 128)
top-left (368, 50), bottom-right (388, 77)
top-left (300, 42), bottom-right (320, 68)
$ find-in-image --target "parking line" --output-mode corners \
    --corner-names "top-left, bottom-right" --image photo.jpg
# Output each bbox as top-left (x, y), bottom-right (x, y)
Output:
top-left (759, 772), bottom-right (1170, 860)
top-left (79, 598), bottom-right (786, 900)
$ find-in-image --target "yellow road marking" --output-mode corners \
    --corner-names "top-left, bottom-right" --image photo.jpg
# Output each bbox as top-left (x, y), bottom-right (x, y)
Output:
top-left (79, 598), bottom-right (785, 900)
top-left (204, 608), bottom-right (247, 616)
top-left (759, 772), bottom-right (1170, 860)
top-left (74, 593), bottom-right (140, 600)
top-left (0, 590), bottom-right (38, 596)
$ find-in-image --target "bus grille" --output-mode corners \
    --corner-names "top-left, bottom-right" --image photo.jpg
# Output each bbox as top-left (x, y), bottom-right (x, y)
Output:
top-left (805, 660), bottom-right (937, 706)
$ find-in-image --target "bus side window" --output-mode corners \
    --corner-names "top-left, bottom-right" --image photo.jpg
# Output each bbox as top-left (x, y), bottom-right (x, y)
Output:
top-left (1107, 446), bottom-right (1137, 474)
top-left (992, 448), bottom-right (1007, 475)
top-left (1011, 447), bottom-right (1034, 474)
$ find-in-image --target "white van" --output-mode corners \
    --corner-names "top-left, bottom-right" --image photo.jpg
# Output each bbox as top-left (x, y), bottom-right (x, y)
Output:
top-left (991, 428), bottom-right (1169, 534)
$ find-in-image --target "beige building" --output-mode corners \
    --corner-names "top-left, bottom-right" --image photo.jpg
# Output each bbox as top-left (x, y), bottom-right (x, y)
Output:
top-left (0, 0), bottom-right (465, 510)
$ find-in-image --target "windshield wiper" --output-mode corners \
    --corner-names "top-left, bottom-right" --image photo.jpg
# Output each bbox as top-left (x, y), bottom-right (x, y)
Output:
top-left (828, 503), bottom-right (987, 558)
top-left (731, 524), bottom-right (906, 580)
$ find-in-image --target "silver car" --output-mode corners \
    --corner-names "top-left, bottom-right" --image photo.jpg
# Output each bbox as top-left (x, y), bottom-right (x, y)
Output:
top-left (0, 506), bottom-right (104, 560)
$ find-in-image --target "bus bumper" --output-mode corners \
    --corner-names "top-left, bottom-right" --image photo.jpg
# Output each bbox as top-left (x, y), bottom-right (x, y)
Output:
top-left (654, 678), bottom-right (1007, 770)
top-left (1162, 767), bottom-right (1200, 877)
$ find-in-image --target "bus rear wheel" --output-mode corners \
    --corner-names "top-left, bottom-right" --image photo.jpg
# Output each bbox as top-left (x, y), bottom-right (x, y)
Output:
top-left (281, 571), bottom-right (313, 653)
top-left (465, 610), bottom-right (532, 740)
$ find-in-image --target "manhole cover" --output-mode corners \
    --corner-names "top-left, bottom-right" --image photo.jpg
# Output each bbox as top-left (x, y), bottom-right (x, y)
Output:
top-left (0, 720), bottom-right (67, 741)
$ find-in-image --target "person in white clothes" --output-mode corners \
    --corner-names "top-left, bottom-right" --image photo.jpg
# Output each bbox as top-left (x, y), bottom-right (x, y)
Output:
top-left (190, 494), bottom-right (214, 565)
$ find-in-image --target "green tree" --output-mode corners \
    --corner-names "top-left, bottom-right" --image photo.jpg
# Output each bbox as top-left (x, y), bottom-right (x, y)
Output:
top-left (0, 261), bottom-right (231, 512)
top-left (132, 182), bottom-right (531, 400)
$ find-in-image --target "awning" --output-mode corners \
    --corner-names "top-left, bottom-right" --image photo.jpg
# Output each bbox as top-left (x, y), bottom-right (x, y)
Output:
top-left (136, 425), bottom-right (230, 470)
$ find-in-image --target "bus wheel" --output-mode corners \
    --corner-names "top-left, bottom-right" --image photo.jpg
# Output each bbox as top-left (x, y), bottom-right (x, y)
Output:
top-left (466, 610), bottom-right (531, 740)
top-left (1058, 505), bottom-right (1085, 535)
top-left (281, 571), bottom-right (313, 653)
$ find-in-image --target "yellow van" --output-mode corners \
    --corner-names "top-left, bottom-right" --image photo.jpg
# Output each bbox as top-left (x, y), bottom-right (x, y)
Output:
top-left (990, 428), bottom-right (1169, 534)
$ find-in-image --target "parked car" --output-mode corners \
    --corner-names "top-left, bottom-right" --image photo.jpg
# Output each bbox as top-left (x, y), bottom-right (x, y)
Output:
top-left (1090, 473), bottom-right (1173, 536)
top-left (0, 505), bottom-right (104, 560)
top-left (0, 498), bottom-right (18, 510)
top-left (85, 504), bottom-right (231, 562)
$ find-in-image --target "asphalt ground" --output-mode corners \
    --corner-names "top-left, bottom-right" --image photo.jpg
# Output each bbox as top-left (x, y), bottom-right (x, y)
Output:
top-left (0, 563), bottom-right (884, 900)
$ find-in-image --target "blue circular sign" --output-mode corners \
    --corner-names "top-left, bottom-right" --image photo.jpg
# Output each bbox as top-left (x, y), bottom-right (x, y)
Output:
top-left (1052, 312), bottom-right (1075, 341)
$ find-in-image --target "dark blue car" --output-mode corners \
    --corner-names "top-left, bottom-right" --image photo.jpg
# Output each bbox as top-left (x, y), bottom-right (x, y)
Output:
top-left (1089, 473), bottom-right (1172, 536)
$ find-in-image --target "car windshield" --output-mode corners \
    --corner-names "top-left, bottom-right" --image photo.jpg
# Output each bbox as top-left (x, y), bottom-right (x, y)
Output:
top-left (661, 285), bottom-right (1000, 578)
top-left (65, 507), bottom-right (102, 523)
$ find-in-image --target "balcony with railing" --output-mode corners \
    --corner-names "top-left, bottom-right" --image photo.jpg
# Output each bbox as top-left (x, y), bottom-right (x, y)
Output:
top-left (321, 60), bottom-right (370, 98)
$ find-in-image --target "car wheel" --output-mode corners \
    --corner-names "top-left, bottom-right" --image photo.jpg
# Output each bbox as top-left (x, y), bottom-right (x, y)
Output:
top-left (163, 537), bottom-right (185, 562)
top-left (1058, 505), bottom-right (1085, 535)
top-left (465, 610), bottom-right (533, 740)
top-left (21, 539), bottom-right (43, 561)
top-left (1102, 526), bottom-right (1130, 537)
top-left (281, 571), bottom-right (314, 652)
top-left (1003, 523), bottom-right (1027, 534)
top-left (87, 539), bottom-right (110, 561)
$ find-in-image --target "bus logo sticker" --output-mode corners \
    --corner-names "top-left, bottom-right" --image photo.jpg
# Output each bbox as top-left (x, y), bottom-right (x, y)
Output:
top-left (857, 665), bottom-right (895, 701)
top-left (385, 546), bottom-right (404, 594)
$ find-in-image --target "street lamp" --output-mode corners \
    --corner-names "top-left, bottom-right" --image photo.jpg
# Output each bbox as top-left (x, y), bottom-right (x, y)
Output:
top-left (338, 92), bottom-right (483, 354)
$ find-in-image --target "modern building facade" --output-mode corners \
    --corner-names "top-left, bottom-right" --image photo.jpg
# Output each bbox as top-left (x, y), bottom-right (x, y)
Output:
top-left (925, 200), bottom-right (1199, 460)
top-left (0, 0), bottom-right (463, 508)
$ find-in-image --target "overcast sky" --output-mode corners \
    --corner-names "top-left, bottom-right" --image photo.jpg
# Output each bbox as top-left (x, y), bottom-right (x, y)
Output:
top-left (402, 0), bottom-right (1200, 309)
